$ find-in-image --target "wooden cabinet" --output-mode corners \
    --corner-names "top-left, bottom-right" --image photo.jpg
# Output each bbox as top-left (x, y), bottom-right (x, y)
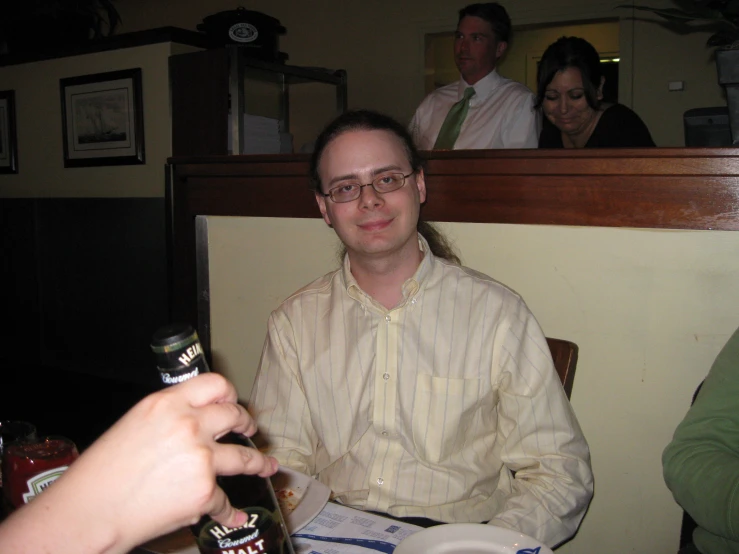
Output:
top-left (170, 47), bottom-right (347, 156)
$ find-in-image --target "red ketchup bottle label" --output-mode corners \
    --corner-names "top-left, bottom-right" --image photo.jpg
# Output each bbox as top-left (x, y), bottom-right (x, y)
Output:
top-left (3, 437), bottom-right (79, 509)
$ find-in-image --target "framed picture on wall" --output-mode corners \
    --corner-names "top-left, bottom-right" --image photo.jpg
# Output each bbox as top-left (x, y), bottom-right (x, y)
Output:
top-left (0, 90), bottom-right (19, 174)
top-left (60, 68), bottom-right (145, 168)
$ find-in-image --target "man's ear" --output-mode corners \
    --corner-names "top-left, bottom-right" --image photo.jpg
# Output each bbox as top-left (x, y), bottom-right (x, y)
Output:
top-left (495, 40), bottom-right (508, 60)
top-left (315, 192), bottom-right (333, 227)
top-left (416, 169), bottom-right (427, 205)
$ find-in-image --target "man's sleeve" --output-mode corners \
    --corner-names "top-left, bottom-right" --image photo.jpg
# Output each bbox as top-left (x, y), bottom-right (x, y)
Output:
top-left (248, 309), bottom-right (318, 475)
top-left (488, 298), bottom-right (594, 547)
top-left (409, 108), bottom-right (423, 147)
top-left (501, 91), bottom-right (541, 149)
top-left (662, 326), bottom-right (739, 545)
top-left (409, 94), bottom-right (435, 150)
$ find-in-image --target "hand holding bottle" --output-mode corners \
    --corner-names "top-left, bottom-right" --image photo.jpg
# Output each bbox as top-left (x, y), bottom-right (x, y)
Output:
top-left (151, 323), bottom-right (295, 554)
top-left (0, 372), bottom-right (278, 554)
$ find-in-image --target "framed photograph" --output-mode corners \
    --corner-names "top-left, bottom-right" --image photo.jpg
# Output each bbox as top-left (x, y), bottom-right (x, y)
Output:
top-left (60, 68), bottom-right (145, 167)
top-left (0, 90), bottom-right (19, 174)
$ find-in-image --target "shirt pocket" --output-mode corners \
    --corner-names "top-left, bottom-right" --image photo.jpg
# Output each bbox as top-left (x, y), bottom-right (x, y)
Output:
top-left (411, 373), bottom-right (482, 464)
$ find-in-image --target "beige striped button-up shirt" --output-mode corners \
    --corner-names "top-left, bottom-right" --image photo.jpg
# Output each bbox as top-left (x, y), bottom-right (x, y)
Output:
top-left (249, 236), bottom-right (593, 547)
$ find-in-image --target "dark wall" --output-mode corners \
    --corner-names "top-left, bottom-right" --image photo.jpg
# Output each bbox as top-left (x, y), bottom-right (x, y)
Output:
top-left (0, 197), bottom-right (168, 450)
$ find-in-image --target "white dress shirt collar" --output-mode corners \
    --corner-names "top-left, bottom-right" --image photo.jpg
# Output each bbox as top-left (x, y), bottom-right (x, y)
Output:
top-left (342, 234), bottom-right (432, 313)
top-left (459, 69), bottom-right (504, 105)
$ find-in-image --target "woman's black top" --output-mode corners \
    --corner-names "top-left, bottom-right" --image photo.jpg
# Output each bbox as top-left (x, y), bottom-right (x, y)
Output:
top-left (538, 103), bottom-right (656, 148)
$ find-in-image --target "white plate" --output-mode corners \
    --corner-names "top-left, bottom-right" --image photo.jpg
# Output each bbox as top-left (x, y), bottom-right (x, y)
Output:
top-left (394, 523), bottom-right (553, 554)
top-left (271, 466), bottom-right (331, 534)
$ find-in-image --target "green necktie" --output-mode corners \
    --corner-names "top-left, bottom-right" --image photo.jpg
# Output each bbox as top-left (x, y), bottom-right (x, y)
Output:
top-left (433, 87), bottom-right (476, 150)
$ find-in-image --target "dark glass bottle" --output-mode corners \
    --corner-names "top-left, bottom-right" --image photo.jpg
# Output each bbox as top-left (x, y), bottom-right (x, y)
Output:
top-left (151, 323), bottom-right (295, 554)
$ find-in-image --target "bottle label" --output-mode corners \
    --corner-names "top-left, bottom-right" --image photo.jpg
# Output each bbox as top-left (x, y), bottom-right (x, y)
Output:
top-left (160, 366), bottom-right (201, 385)
top-left (152, 327), bottom-right (211, 380)
top-left (22, 466), bottom-right (69, 503)
top-left (196, 507), bottom-right (286, 554)
top-left (175, 340), bottom-right (203, 366)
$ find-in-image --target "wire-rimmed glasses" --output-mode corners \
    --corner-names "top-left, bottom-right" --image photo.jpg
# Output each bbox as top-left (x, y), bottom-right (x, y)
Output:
top-left (320, 172), bottom-right (414, 203)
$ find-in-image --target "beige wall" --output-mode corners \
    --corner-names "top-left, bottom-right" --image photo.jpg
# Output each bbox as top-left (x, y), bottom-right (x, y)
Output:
top-left (207, 217), bottom-right (338, 396)
top-left (207, 215), bottom-right (739, 553)
top-left (0, 42), bottom-right (199, 198)
top-left (115, 0), bottom-right (726, 147)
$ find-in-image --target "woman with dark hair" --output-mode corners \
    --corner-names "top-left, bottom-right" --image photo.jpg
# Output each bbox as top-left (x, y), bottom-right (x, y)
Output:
top-left (536, 36), bottom-right (655, 148)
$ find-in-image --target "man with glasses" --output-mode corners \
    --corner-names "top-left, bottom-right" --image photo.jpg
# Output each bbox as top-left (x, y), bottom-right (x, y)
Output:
top-left (249, 110), bottom-right (593, 548)
top-left (410, 2), bottom-right (540, 150)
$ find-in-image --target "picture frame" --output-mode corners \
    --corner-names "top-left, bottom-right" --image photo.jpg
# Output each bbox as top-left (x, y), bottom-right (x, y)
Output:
top-left (60, 68), bottom-right (145, 168)
top-left (0, 90), bottom-right (19, 174)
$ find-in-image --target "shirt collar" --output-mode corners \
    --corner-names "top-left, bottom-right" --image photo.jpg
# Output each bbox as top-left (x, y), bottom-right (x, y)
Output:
top-left (459, 69), bottom-right (503, 103)
top-left (342, 233), bottom-right (434, 312)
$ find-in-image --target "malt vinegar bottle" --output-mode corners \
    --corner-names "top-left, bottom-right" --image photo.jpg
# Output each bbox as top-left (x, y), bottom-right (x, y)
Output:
top-left (151, 323), bottom-right (295, 554)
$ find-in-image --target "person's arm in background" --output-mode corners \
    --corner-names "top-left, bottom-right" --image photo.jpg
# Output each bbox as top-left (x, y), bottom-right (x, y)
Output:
top-left (0, 373), bottom-right (278, 554)
top-left (408, 92), bottom-right (439, 151)
top-left (409, 106), bottom-right (424, 147)
top-left (663, 326), bottom-right (739, 551)
top-left (488, 296), bottom-right (593, 547)
top-left (501, 91), bottom-right (541, 149)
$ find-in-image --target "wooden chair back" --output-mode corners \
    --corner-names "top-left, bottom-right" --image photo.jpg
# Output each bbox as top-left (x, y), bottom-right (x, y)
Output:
top-left (546, 337), bottom-right (579, 399)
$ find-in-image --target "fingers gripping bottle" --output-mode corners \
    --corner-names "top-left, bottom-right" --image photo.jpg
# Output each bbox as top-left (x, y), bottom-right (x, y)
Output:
top-left (151, 323), bottom-right (295, 554)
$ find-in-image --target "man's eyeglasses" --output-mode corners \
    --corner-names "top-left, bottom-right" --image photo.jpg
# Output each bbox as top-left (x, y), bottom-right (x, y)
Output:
top-left (320, 172), bottom-right (414, 203)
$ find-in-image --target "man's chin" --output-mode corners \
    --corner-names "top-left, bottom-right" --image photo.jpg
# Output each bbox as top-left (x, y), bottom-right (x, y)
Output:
top-left (454, 59), bottom-right (470, 72)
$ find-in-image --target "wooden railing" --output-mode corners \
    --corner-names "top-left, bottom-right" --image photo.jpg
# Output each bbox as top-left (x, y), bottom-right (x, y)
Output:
top-left (168, 147), bottom-right (739, 332)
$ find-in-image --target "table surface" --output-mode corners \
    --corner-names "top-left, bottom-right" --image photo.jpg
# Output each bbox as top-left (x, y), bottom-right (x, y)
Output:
top-left (131, 528), bottom-right (196, 554)
top-left (131, 502), bottom-right (426, 554)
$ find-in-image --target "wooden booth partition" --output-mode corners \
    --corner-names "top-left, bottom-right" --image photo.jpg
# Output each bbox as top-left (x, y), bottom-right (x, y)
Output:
top-left (168, 147), bottom-right (739, 342)
top-left (168, 147), bottom-right (739, 554)
top-left (167, 153), bottom-right (313, 349)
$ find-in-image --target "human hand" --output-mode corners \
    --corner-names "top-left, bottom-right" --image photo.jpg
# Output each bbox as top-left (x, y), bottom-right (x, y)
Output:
top-left (2, 372), bottom-right (278, 553)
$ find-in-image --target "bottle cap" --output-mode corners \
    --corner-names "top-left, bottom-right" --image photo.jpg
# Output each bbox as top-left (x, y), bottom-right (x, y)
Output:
top-left (151, 323), bottom-right (195, 350)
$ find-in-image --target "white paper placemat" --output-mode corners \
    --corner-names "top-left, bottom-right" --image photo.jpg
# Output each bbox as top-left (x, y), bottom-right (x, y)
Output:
top-left (291, 502), bottom-right (422, 553)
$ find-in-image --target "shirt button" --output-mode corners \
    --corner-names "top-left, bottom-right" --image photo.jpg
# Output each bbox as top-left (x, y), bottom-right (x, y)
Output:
top-left (377, 478), bottom-right (384, 485)
top-left (383, 373), bottom-right (390, 381)
top-left (382, 430), bottom-right (388, 436)
top-left (385, 315), bottom-right (391, 322)
top-left (411, 298), bottom-right (417, 305)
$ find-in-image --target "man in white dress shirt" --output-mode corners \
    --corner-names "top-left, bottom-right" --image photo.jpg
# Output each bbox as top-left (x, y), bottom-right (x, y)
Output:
top-left (410, 3), bottom-right (540, 150)
top-left (249, 110), bottom-right (592, 548)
